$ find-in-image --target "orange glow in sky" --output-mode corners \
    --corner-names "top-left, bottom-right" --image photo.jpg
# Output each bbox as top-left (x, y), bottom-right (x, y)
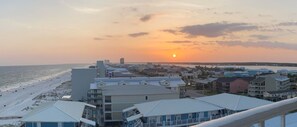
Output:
top-left (1, 0), bottom-right (297, 65)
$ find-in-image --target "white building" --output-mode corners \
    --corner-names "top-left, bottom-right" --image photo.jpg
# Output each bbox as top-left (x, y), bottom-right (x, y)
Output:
top-left (71, 68), bottom-right (97, 101)
top-left (123, 93), bottom-right (272, 127)
top-left (88, 84), bottom-right (180, 126)
top-left (21, 101), bottom-right (96, 127)
top-left (248, 73), bottom-right (291, 97)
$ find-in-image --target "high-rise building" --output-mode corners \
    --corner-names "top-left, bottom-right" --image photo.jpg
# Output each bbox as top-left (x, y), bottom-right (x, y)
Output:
top-left (120, 58), bottom-right (125, 64)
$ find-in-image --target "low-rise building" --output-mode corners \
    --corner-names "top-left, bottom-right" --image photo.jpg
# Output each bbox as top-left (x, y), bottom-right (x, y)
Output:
top-left (123, 93), bottom-right (272, 127)
top-left (215, 77), bottom-right (254, 94)
top-left (21, 101), bottom-right (96, 127)
top-left (87, 77), bottom-right (185, 126)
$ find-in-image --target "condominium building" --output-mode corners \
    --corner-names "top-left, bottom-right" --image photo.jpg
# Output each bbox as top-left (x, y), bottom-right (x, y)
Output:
top-left (248, 73), bottom-right (291, 97)
top-left (21, 101), bottom-right (96, 127)
top-left (215, 77), bottom-right (254, 94)
top-left (71, 68), bottom-right (97, 101)
top-left (87, 77), bottom-right (185, 126)
top-left (123, 93), bottom-right (271, 127)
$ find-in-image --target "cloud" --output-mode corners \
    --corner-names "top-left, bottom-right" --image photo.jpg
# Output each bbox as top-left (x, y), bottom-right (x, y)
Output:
top-left (140, 14), bottom-right (157, 22)
top-left (162, 29), bottom-right (178, 34)
top-left (128, 32), bottom-right (149, 37)
top-left (250, 35), bottom-right (270, 40)
top-left (279, 22), bottom-right (297, 26)
top-left (167, 40), bottom-right (192, 43)
top-left (93, 37), bottom-right (104, 40)
top-left (180, 22), bottom-right (258, 37)
top-left (217, 41), bottom-right (297, 51)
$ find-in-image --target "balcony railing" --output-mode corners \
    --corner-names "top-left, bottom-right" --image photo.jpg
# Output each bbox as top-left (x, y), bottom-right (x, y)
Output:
top-left (193, 97), bottom-right (297, 127)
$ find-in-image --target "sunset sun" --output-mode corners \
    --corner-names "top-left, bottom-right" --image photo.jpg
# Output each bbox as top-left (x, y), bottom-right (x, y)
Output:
top-left (172, 54), bottom-right (177, 58)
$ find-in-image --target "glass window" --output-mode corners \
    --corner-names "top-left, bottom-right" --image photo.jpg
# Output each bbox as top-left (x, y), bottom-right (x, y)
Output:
top-left (25, 122), bottom-right (37, 127)
top-left (181, 114), bottom-right (188, 120)
top-left (63, 123), bottom-right (75, 127)
top-left (204, 112), bottom-right (208, 118)
top-left (171, 115), bottom-right (176, 121)
top-left (105, 113), bottom-right (112, 120)
top-left (161, 115), bottom-right (166, 122)
top-left (192, 113), bottom-right (197, 118)
top-left (105, 96), bottom-right (111, 103)
top-left (105, 104), bottom-right (111, 111)
top-left (41, 122), bottom-right (58, 127)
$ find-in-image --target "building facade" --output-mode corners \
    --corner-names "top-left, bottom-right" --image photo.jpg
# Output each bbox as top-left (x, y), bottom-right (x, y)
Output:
top-left (248, 74), bottom-right (291, 97)
top-left (71, 68), bottom-right (97, 101)
top-left (215, 77), bottom-right (254, 94)
top-left (123, 93), bottom-right (271, 127)
top-left (87, 77), bottom-right (184, 126)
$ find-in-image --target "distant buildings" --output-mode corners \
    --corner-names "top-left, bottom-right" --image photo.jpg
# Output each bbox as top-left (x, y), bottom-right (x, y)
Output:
top-left (215, 77), bottom-right (254, 94)
top-left (123, 93), bottom-right (272, 127)
top-left (263, 90), bottom-right (297, 101)
top-left (87, 76), bottom-right (186, 126)
top-left (248, 73), bottom-right (291, 97)
top-left (21, 101), bottom-right (96, 127)
top-left (120, 58), bottom-right (125, 64)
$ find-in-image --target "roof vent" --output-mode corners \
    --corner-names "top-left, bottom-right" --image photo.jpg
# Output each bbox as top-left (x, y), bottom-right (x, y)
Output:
top-left (159, 80), bottom-right (170, 86)
top-left (119, 81), bottom-right (127, 85)
top-left (140, 80), bottom-right (148, 85)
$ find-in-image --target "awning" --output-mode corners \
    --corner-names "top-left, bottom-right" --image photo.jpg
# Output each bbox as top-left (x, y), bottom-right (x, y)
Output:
top-left (123, 106), bottom-right (136, 112)
top-left (126, 114), bottom-right (142, 122)
top-left (80, 118), bottom-right (96, 126)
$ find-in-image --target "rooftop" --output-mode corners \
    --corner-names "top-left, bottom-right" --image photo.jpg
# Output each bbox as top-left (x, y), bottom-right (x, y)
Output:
top-left (93, 76), bottom-right (186, 88)
top-left (131, 98), bottom-right (223, 117)
top-left (102, 84), bottom-right (177, 96)
top-left (197, 93), bottom-right (272, 111)
top-left (22, 101), bottom-right (95, 125)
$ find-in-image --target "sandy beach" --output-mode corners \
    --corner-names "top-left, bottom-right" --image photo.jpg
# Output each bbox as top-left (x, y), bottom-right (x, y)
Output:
top-left (0, 70), bottom-right (72, 125)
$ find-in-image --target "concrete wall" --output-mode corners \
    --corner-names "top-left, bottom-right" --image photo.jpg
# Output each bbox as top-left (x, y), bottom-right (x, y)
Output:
top-left (71, 68), bottom-right (97, 101)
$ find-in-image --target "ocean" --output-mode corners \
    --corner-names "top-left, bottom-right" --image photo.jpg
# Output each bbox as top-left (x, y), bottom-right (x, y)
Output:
top-left (0, 64), bottom-right (87, 91)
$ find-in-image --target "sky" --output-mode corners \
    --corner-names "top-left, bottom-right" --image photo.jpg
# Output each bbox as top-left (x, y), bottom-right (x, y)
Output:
top-left (1, 0), bottom-right (297, 65)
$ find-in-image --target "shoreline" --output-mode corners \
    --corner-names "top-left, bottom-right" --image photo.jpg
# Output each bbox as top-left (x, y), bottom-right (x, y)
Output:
top-left (0, 70), bottom-right (72, 125)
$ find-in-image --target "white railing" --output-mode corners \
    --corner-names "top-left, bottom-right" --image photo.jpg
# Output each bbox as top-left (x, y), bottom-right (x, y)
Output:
top-left (192, 97), bottom-right (297, 127)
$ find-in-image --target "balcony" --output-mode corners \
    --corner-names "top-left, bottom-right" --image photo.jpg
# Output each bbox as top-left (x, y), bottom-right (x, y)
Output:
top-left (193, 97), bottom-right (297, 127)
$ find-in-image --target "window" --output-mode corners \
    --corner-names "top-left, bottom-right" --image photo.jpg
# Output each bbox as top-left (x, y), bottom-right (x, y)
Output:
top-left (204, 112), bottom-right (208, 118)
top-left (171, 115), bottom-right (176, 121)
top-left (181, 114), bottom-right (188, 120)
top-left (41, 122), bottom-right (58, 127)
top-left (105, 96), bottom-right (111, 103)
top-left (25, 122), bottom-right (37, 127)
top-left (105, 113), bottom-right (112, 120)
top-left (63, 123), bottom-right (75, 127)
top-left (161, 115), bottom-right (166, 122)
top-left (192, 113), bottom-right (197, 119)
top-left (105, 104), bottom-right (111, 111)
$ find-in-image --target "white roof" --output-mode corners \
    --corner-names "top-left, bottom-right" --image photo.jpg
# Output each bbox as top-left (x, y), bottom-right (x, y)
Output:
top-left (197, 93), bottom-right (272, 111)
top-left (22, 101), bottom-right (95, 123)
top-left (275, 77), bottom-right (289, 82)
top-left (134, 98), bottom-right (223, 117)
top-left (102, 85), bottom-right (177, 96)
top-left (126, 114), bottom-right (143, 122)
top-left (94, 76), bottom-right (185, 88)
